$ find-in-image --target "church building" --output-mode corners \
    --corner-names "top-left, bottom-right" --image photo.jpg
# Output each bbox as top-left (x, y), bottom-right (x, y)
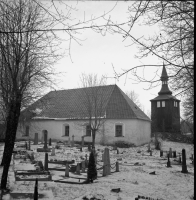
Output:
top-left (150, 65), bottom-right (181, 133)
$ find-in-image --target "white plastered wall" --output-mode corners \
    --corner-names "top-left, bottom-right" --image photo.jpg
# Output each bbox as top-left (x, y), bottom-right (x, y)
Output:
top-left (16, 118), bottom-right (151, 146)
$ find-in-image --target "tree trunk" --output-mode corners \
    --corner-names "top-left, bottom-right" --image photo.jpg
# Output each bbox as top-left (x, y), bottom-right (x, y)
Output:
top-left (1, 98), bottom-right (21, 189)
top-left (92, 130), bottom-right (96, 148)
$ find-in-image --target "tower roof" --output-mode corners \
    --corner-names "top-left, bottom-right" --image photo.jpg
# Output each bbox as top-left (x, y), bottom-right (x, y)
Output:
top-left (160, 63), bottom-right (169, 81)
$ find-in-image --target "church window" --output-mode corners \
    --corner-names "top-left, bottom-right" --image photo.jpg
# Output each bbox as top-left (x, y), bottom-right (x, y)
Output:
top-left (157, 101), bottom-right (160, 107)
top-left (174, 101), bottom-right (178, 107)
top-left (162, 101), bottom-right (165, 107)
top-left (86, 125), bottom-right (91, 136)
top-left (115, 125), bottom-right (123, 137)
top-left (65, 125), bottom-right (69, 136)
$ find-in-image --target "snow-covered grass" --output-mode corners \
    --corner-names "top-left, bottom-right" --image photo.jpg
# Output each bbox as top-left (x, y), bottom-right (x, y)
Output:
top-left (0, 140), bottom-right (194, 200)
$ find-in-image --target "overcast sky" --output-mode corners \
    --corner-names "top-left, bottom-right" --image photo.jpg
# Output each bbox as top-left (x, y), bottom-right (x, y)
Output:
top-left (46, 1), bottom-right (170, 115)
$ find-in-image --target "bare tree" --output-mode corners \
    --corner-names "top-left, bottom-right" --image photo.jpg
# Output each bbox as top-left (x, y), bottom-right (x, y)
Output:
top-left (0, 0), bottom-right (63, 189)
top-left (104, 1), bottom-right (194, 121)
top-left (79, 73), bottom-right (107, 148)
top-left (125, 90), bottom-right (142, 109)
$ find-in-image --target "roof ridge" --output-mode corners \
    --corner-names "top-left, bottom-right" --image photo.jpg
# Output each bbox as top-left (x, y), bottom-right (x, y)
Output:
top-left (50, 84), bottom-right (116, 93)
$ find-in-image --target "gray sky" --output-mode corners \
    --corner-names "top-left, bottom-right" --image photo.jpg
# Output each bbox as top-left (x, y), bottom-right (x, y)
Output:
top-left (46, 1), bottom-right (169, 115)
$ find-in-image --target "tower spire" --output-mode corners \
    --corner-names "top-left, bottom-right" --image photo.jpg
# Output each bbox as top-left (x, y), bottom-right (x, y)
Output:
top-left (158, 63), bottom-right (172, 95)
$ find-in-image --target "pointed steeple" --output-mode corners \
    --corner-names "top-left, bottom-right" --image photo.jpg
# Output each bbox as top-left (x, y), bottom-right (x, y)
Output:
top-left (158, 63), bottom-right (172, 95)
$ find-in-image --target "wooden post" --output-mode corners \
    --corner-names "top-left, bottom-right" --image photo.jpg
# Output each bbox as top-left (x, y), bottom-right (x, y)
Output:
top-left (44, 153), bottom-right (48, 171)
top-left (160, 150), bottom-right (163, 157)
top-left (34, 133), bottom-right (38, 145)
top-left (150, 150), bottom-right (152, 156)
top-left (65, 163), bottom-right (69, 177)
top-left (181, 149), bottom-right (188, 173)
top-left (34, 178), bottom-right (38, 200)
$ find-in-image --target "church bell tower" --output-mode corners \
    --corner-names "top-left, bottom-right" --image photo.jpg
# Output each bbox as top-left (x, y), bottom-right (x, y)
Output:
top-left (150, 64), bottom-right (181, 133)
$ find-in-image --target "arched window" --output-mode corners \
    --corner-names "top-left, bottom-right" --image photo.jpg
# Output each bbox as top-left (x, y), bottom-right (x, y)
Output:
top-left (63, 124), bottom-right (69, 136)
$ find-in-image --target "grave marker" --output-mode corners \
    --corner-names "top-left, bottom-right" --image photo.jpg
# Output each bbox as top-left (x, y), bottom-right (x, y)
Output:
top-left (103, 148), bottom-right (111, 176)
top-left (65, 163), bottom-right (69, 177)
top-left (28, 140), bottom-right (31, 150)
top-left (25, 142), bottom-right (28, 150)
top-left (34, 178), bottom-right (38, 200)
top-left (49, 138), bottom-right (52, 146)
top-left (166, 154), bottom-right (171, 167)
top-left (34, 133), bottom-right (38, 145)
top-left (51, 146), bottom-right (55, 156)
top-left (71, 135), bottom-right (75, 147)
top-left (169, 148), bottom-right (172, 158)
top-left (44, 153), bottom-right (48, 171)
top-left (116, 161), bottom-right (119, 172)
top-left (76, 163), bottom-right (80, 175)
top-left (160, 150), bottom-right (163, 157)
top-left (81, 161), bottom-right (85, 173)
top-left (81, 136), bottom-right (84, 147)
top-left (181, 149), bottom-right (188, 173)
top-left (173, 150), bottom-right (176, 158)
top-left (44, 131), bottom-right (48, 149)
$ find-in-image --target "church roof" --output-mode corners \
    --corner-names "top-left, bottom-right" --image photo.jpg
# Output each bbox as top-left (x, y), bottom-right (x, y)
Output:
top-left (23, 85), bottom-right (150, 121)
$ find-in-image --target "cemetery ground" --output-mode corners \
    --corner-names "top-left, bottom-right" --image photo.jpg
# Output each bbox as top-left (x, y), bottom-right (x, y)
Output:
top-left (0, 135), bottom-right (194, 200)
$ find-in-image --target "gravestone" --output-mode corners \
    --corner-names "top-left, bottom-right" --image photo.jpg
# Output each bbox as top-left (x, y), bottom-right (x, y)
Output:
top-left (44, 131), bottom-right (48, 149)
top-left (147, 142), bottom-right (151, 152)
top-left (51, 146), bottom-right (55, 156)
top-left (173, 150), bottom-right (176, 158)
top-left (116, 161), bottom-right (119, 172)
top-left (81, 136), bottom-right (84, 147)
top-left (44, 153), bottom-right (48, 171)
top-left (103, 148), bottom-right (111, 176)
top-left (65, 163), bottom-right (69, 177)
top-left (76, 163), bottom-right (80, 175)
top-left (25, 142), bottom-right (28, 150)
top-left (28, 140), bottom-right (31, 150)
top-left (68, 137), bottom-right (71, 146)
top-left (71, 135), bottom-right (75, 147)
top-left (169, 148), bottom-right (172, 158)
top-left (34, 178), bottom-right (38, 200)
top-left (160, 150), bottom-right (163, 157)
top-left (34, 133), bottom-right (38, 145)
top-left (181, 149), bottom-right (188, 173)
top-left (81, 161), bottom-right (85, 173)
top-left (49, 138), bottom-right (52, 146)
top-left (166, 154), bottom-right (171, 167)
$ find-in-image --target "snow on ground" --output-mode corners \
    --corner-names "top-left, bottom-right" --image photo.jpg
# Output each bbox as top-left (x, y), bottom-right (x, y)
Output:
top-left (0, 140), bottom-right (194, 200)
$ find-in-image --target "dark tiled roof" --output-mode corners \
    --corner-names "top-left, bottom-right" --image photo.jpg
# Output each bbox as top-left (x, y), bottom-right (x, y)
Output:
top-left (24, 85), bottom-right (150, 121)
